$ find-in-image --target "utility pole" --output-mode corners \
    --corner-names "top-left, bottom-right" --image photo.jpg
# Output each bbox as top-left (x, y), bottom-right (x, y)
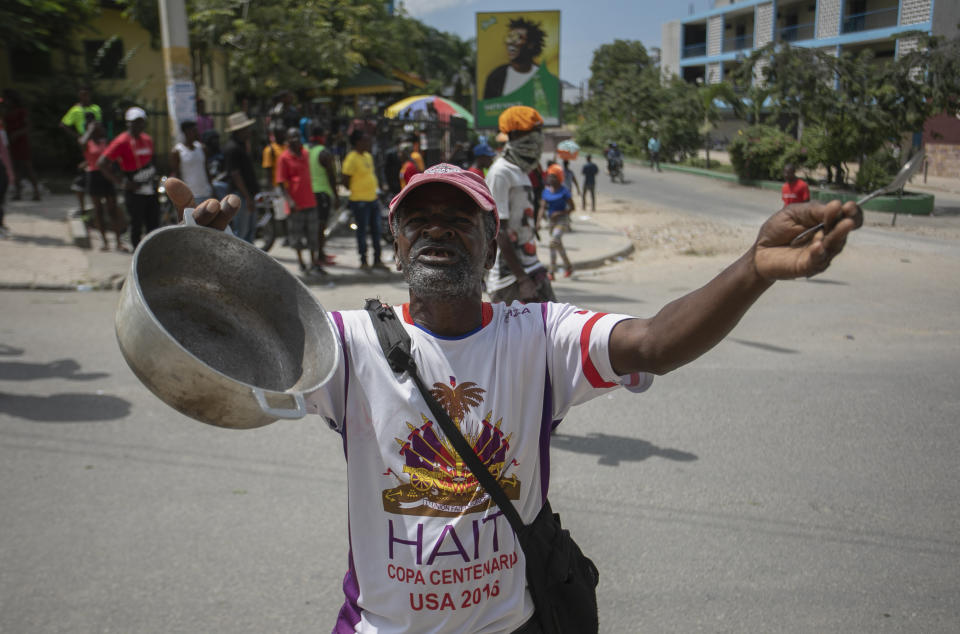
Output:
top-left (158, 0), bottom-right (196, 143)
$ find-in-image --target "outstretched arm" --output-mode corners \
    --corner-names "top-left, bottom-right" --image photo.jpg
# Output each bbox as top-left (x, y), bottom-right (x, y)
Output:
top-left (609, 200), bottom-right (862, 376)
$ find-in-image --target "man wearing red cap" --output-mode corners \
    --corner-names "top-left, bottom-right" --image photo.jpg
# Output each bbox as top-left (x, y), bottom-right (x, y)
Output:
top-left (160, 167), bottom-right (862, 633)
top-left (485, 106), bottom-right (554, 303)
top-left (98, 106), bottom-right (159, 248)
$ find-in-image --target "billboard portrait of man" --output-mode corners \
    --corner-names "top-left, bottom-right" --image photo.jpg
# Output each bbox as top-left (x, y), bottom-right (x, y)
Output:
top-left (483, 17), bottom-right (546, 99)
top-left (476, 11), bottom-right (560, 128)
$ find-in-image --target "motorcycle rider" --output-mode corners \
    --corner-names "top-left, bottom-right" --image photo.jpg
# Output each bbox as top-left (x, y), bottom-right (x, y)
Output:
top-left (605, 142), bottom-right (623, 181)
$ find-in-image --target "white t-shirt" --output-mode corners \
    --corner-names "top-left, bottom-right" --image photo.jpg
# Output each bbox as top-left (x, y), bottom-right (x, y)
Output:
top-left (502, 66), bottom-right (537, 96)
top-left (173, 141), bottom-right (213, 199)
top-left (308, 301), bottom-right (652, 633)
top-left (485, 158), bottom-right (543, 293)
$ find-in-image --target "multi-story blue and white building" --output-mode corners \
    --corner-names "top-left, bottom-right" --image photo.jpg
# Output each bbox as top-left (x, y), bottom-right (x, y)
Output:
top-left (662, 0), bottom-right (959, 85)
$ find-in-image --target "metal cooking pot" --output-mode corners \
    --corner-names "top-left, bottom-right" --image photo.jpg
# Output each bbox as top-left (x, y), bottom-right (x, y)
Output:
top-left (115, 224), bottom-right (341, 429)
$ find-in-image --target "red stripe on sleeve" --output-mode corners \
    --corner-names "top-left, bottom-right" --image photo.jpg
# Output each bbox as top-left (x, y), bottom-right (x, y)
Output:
top-left (481, 302), bottom-right (493, 327)
top-left (580, 313), bottom-right (617, 388)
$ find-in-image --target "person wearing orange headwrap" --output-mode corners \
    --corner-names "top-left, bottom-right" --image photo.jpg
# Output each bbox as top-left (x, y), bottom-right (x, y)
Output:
top-left (484, 106), bottom-right (556, 303)
top-left (546, 162), bottom-right (564, 184)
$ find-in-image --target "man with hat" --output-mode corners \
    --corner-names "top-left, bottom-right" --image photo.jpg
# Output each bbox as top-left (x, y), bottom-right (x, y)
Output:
top-left (161, 163), bottom-right (861, 632)
top-left (98, 106), bottom-right (159, 248)
top-left (221, 111), bottom-right (259, 242)
top-left (468, 142), bottom-right (497, 177)
top-left (485, 105), bottom-right (553, 303)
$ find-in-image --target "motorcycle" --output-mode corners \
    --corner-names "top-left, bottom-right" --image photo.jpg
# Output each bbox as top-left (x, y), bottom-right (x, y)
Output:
top-left (608, 156), bottom-right (625, 184)
top-left (252, 190), bottom-right (285, 252)
top-left (324, 192), bottom-right (393, 246)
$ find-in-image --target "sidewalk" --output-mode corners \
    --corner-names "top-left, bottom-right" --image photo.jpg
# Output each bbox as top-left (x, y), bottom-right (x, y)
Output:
top-left (0, 193), bottom-right (634, 291)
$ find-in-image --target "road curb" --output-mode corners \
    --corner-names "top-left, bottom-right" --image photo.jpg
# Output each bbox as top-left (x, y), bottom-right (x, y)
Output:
top-left (67, 211), bottom-right (91, 249)
top-left (658, 163), bottom-right (935, 215)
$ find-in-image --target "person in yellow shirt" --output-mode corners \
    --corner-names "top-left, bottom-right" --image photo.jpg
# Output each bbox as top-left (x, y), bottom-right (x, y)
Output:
top-left (407, 135), bottom-right (425, 172)
top-left (261, 131), bottom-right (285, 187)
top-left (340, 130), bottom-right (386, 271)
top-left (261, 127), bottom-right (287, 225)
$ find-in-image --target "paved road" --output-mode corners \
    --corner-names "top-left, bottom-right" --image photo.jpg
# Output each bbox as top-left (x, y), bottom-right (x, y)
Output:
top-left (2, 165), bottom-right (959, 633)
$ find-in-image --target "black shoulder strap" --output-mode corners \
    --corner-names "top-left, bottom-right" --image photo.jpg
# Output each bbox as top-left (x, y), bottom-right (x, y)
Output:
top-left (364, 298), bottom-right (416, 375)
top-left (364, 299), bottom-right (526, 533)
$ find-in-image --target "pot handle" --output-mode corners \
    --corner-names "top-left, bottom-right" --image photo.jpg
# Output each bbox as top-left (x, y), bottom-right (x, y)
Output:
top-left (252, 388), bottom-right (307, 420)
top-left (182, 207), bottom-right (235, 236)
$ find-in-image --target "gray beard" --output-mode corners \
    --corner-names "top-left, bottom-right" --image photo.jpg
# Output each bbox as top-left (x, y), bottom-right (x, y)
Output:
top-left (402, 250), bottom-right (486, 299)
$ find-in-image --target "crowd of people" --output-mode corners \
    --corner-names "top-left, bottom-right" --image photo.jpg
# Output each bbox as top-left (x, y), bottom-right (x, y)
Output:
top-left (160, 101), bottom-right (862, 634)
top-left (1, 87), bottom-right (611, 284)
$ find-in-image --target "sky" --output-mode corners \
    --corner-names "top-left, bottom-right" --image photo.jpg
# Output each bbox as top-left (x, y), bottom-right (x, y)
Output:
top-left (401, 0), bottom-right (718, 89)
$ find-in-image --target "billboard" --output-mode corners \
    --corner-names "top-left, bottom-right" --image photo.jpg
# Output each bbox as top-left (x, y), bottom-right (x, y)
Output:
top-left (475, 10), bottom-right (560, 129)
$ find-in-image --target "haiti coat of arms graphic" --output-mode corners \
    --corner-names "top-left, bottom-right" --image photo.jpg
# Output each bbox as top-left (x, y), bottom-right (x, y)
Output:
top-left (382, 377), bottom-right (520, 517)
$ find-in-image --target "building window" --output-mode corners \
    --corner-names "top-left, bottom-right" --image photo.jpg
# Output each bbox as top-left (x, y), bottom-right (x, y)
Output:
top-left (84, 38), bottom-right (126, 79)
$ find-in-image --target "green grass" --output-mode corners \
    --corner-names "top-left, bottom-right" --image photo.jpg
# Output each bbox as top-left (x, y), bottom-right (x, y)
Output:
top-left (678, 158), bottom-right (735, 174)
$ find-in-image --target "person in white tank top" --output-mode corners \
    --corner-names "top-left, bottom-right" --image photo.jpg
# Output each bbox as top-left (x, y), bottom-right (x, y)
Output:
top-left (169, 120), bottom-right (214, 206)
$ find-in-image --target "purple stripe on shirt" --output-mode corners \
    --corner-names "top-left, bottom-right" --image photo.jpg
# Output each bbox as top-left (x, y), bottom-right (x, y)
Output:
top-left (330, 311), bottom-right (362, 632)
top-left (334, 548), bottom-right (362, 633)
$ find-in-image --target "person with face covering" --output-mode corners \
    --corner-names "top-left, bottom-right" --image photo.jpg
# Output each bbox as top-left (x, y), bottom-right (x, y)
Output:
top-left (485, 106), bottom-right (554, 303)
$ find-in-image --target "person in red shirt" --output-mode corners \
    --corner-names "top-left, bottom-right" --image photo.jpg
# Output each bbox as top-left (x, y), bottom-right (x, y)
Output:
top-left (781, 163), bottom-right (810, 207)
top-left (277, 127), bottom-right (322, 275)
top-left (97, 106), bottom-right (159, 248)
top-left (398, 143), bottom-right (420, 189)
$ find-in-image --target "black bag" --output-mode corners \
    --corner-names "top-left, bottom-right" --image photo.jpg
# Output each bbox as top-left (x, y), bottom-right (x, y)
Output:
top-left (365, 299), bottom-right (599, 634)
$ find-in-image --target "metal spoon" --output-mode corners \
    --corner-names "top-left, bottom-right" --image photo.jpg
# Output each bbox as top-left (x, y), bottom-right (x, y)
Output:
top-left (790, 149), bottom-right (925, 246)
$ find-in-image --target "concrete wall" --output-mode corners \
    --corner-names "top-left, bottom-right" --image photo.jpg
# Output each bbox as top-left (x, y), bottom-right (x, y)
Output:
top-left (707, 16), bottom-right (724, 57)
top-left (925, 143), bottom-right (960, 178)
top-left (900, 0), bottom-right (932, 26)
top-left (661, 21), bottom-right (682, 79)
top-left (816, 0), bottom-right (842, 38)
top-left (931, 0), bottom-right (960, 38)
top-left (755, 3), bottom-right (775, 47)
top-left (708, 62), bottom-right (723, 84)
top-left (924, 114), bottom-right (960, 178)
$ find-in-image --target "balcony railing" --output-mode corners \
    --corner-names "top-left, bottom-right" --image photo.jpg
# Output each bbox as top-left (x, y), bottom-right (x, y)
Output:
top-left (842, 7), bottom-right (898, 33)
top-left (777, 22), bottom-right (816, 42)
top-left (682, 42), bottom-right (707, 58)
top-left (722, 33), bottom-right (754, 52)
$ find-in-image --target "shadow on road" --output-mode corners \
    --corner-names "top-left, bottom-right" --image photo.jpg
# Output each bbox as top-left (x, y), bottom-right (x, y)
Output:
top-left (804, 277), bottom-right (849, 286)
top-left (0, 345), bottom-right (25, 356)
top-left (551, 431), bottom-right (698, 466)
top-left (0, 391), bottom-right (131, 422)
top-left (729, 338), bottom-right (799, 354)
top-left (0, 359), bottom-right (109, 381)
top-left (6, 234), bottom-right (70, 247)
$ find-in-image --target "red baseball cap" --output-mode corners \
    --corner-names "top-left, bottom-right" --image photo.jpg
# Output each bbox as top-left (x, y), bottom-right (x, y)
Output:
top-left (389, 163), bottom-right (499, 236)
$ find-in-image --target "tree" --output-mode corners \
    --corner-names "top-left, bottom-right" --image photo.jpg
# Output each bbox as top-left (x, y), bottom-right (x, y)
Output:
top-left (179, 1), bottom-right (476, 104)
top-left (0, 0), bottom-right (96, 54)
top-left (577, 39), bottom-right (703, 158)
top-left (698, 81), bottom-right (738, 167)
top-left (187, 0), bottom-right (377, 98)
top-left (751, 43), bottom-right (836, 140)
